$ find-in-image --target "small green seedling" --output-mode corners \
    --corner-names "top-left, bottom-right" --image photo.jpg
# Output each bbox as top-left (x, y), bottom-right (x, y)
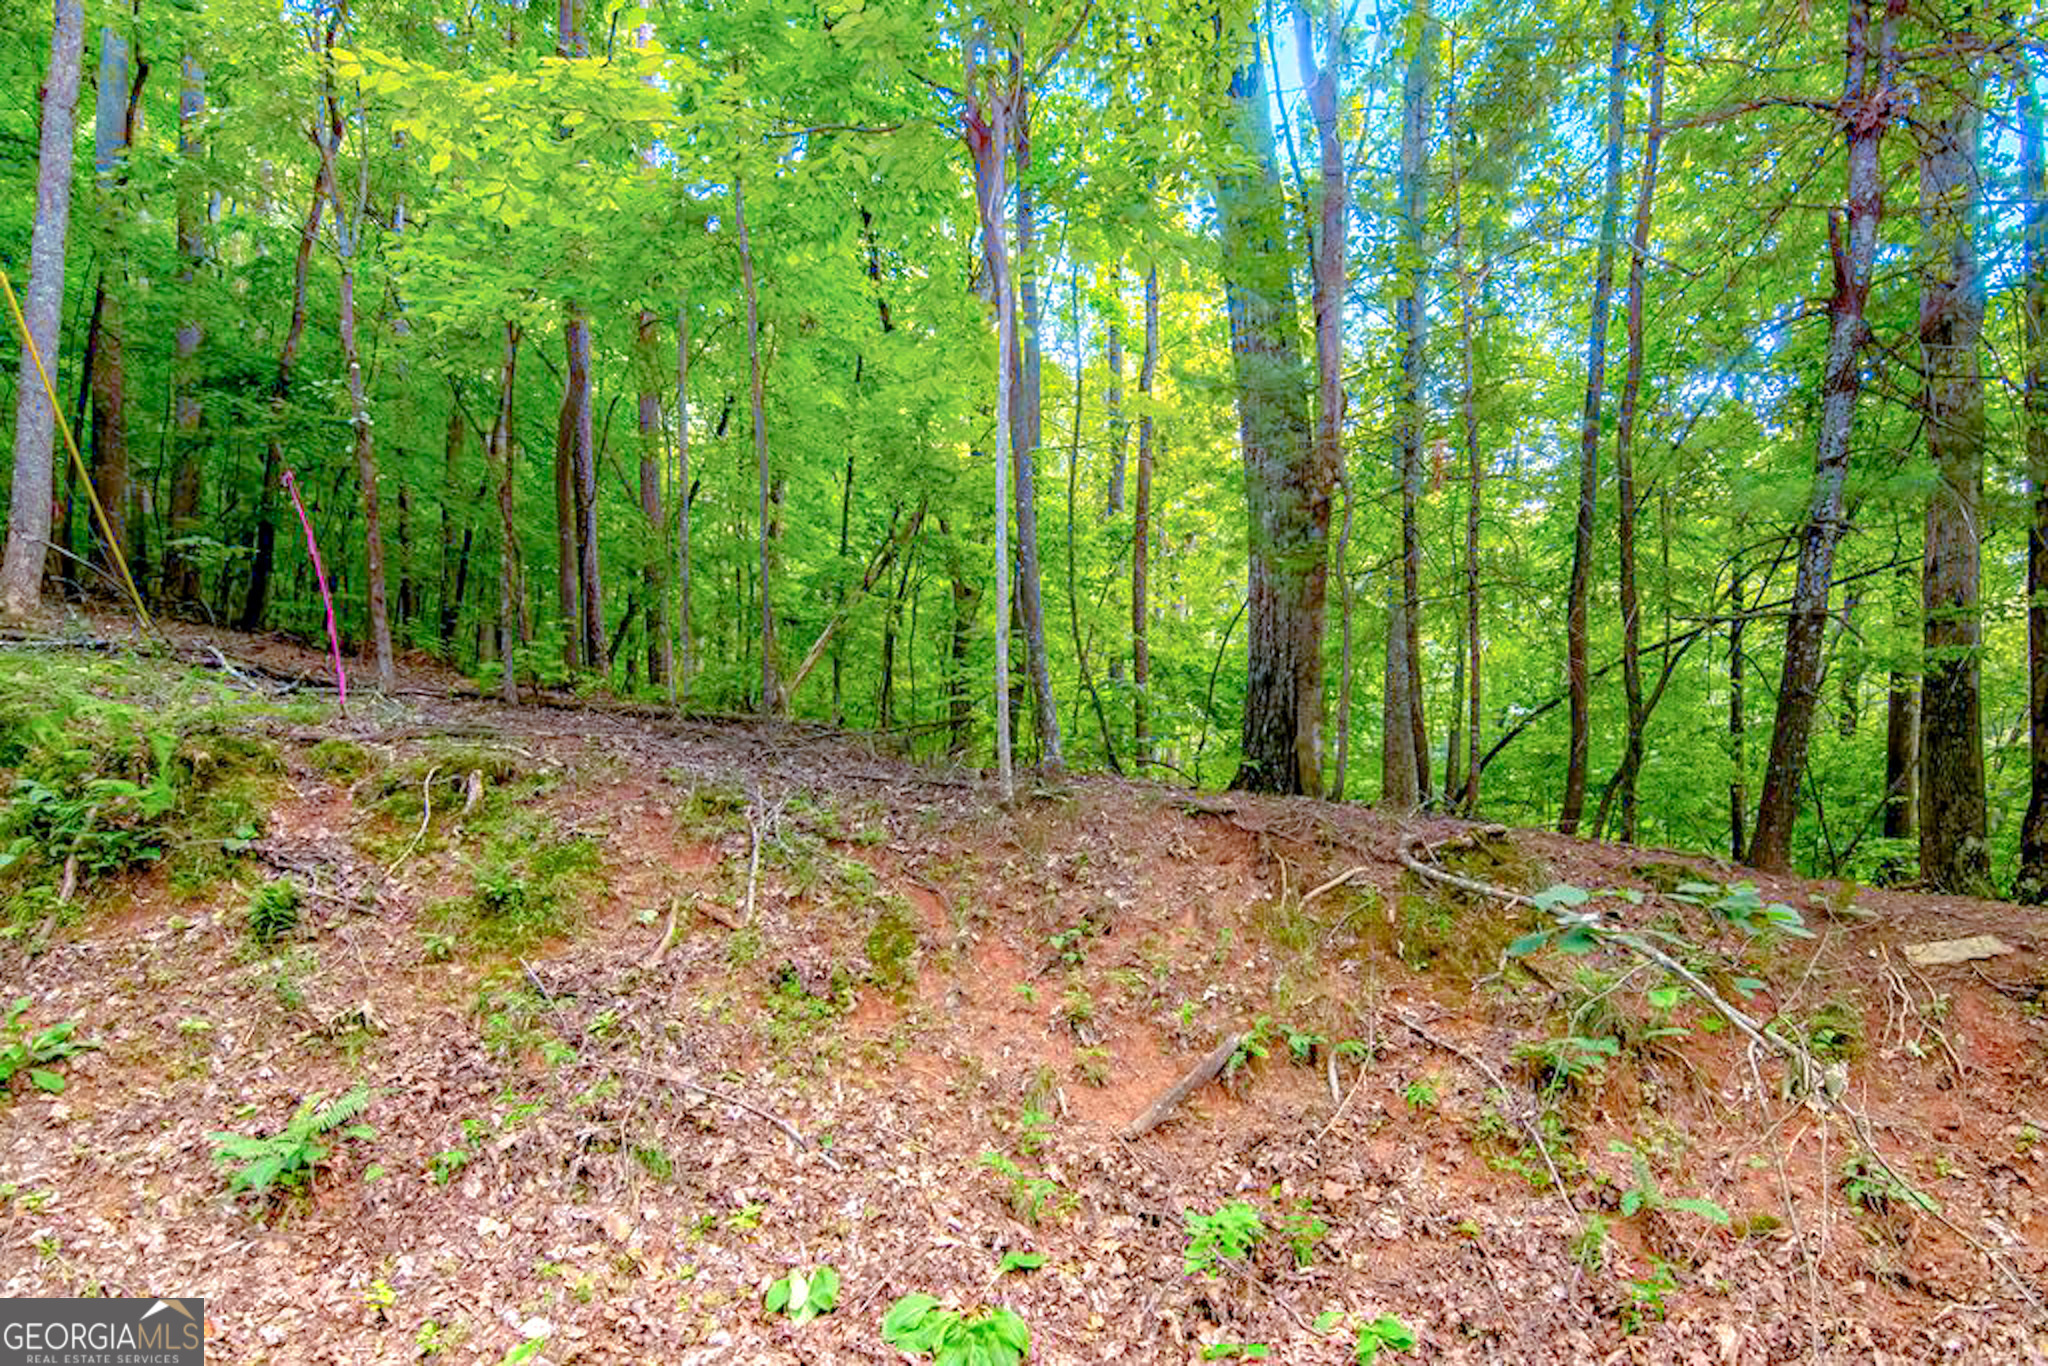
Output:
top-left (1316, 1312), bottom-right (1416, 1365)
top-left (995, 1251), bottom-right (1044, 1275)
top-left (210, 1085), bottom-right (374, 1200)
top-left (764, 1264), bottom-right (839, 1325)
top-left (0, 998), bottom-right (91, 1097)
top-left (1200, 1344), bottom-right (1271, 1360)
top-left (881, 1294), bottom-right (1030, 1366)
top-left (1184, 1201), bottom-right (1264, 1277)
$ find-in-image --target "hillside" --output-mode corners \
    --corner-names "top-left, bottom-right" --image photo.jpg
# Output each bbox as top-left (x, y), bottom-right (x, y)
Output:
top-left (0, 625), bottom-right (2043, 1364)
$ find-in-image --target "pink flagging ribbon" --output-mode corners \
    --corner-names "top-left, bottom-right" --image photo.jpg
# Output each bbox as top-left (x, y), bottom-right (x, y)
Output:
top-left (282, 469), bottom-right (348, 706)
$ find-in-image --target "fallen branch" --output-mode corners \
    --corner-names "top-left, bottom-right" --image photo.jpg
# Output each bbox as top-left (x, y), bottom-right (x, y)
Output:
top-left (602, 1060), bottom-right (841, 1170)
top-left (1394, 1010), bottom-right (1577, 1218)
top-left (1120, 1033), bottom-right (1239, 1141)
top-left (381, 765), bottom-right (440, 881)
top-left (1397, 837), bottom-right (2048, 1321)
top-left (1302, 863), bottom-right (1371, 907)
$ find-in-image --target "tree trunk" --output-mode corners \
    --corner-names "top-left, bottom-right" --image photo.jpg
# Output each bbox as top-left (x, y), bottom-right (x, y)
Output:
top-left (1295, 0), bottom-right (1347, 799)
top-left (1559, 17), bottom-right (1628, 836)
top-left (1219, 18), bottom-right (1325, 797)
top-left (734, 171), bottom-right (781, 716)
top-left (1884, 673), bottom-right (1918, 842)
top-left (1749, 0), bottom-right (1906, 873)
top-left (0, 0), bottom-right (86, 622)
top-left (433, 393), bottom-right (463, 646)
top-left (1006, 90), bottom-right (1064, 774)
top-left (1385, 1), bottom-right (1436, 806)
top-left (1729, 559), bottom-right (1748, 860)
top-left (319, 67), bottom-right (393, 692)
top-left (1105, 266), bottom-right (1127, 518)
top-left (1133, 267), bottom-right (1158, 767)
top-left (86, 22), bottom-right (140, 592)
top-left (241, 183), bottom-right (323, 631)
top-left (2018, 59), bottom-right (2048, 901)
top-left (494, 321), bottom-right (523, 703)
top-left (565, 310), bottom-right (605, 671)
top-left (635, 306), bottom-right (669, 691)
top-left (1607, 3), bottom-right (1664, 844)
top-left (163, 53), bottom-right (206, 610)
top-left (941, 515), bottom-right (975, 758)
top-left (1381, 585), bottom-right (1418, 807)
top-left (676, 296), bottom-right (694, 702)
top-left (1915, 73), bottom-right (1990, 894)
top-left (1453, 49), bottom-right (1484, 817)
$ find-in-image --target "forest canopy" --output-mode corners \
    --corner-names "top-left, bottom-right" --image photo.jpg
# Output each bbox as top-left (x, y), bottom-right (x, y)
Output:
top-left (0, 0), bottom-right (2043, 894)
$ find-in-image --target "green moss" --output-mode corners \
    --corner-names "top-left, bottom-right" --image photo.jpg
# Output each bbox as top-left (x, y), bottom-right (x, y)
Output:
top-left (307, 738), bottom-right (375, 780)
top-left (864, 896), bottom-right (919, 996)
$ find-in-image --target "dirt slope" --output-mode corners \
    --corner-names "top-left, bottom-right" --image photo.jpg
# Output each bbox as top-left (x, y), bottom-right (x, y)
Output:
top-left (0, 626), bottom-right (2044, 1364)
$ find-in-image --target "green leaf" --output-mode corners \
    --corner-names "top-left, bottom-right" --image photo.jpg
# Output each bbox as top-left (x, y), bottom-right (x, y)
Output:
top-left (995, 1251), bottom-right (1044, 1274)
top-left (1666, 1197), bottom-right (1731, 1226)
top-left (1507, 929), bottom-right (1552, 958)
top-left (27, 1069), bottom-right (63, 1093)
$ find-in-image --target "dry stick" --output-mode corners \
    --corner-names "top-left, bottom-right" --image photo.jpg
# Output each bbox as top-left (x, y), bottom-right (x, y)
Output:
top-left (1120, 1034), bottom-right (1240, 1141)
top-left (1398, 839), bottom-right (2048, 1321)
top-left (1393, 1009), bottom-right (1577, 1218)
top-left (1302, 862), bottom-right (1371, 906)
top-left (381, 765), bottom-right (440, 880)
top-left (742, 789), bottom-right (764, 926)
top-left (604, 1059), bottom-right (840, 1170)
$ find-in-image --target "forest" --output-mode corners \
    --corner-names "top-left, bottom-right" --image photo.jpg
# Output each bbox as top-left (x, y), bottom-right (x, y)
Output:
top-left (1, 0), bottom-right (2044, 894)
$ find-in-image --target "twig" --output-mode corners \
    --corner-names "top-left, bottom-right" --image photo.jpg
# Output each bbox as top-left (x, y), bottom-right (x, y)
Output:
top-left (1302, 863), bottom-right (1371, 906)
top-left (1120, 1034), bottom-right (1240, 1141)
top-left (601, 1060), bottom-right (841, 1170)
top-left (1393, 1009), bottom-right (1577, 1218)
top-left (642, 898), bottom-right (679, 971)
top-left (381, 765), bottom-right (439, 880)
top-left (743, 788), bottom-right (765, 926)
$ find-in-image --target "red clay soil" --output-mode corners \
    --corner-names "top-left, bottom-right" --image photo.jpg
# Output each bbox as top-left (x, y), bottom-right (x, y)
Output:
top-left (0, 623), bottom-right (2043, 1363)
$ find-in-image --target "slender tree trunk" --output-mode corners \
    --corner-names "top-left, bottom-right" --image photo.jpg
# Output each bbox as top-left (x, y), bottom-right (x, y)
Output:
top-left (2017, 59), bottom-right (2048, 900)
top-left (1560, 17), bottom-right (1628, 835)
top-left (0, 0), bottom-right (86, 622)
top-left (319, 65), bottom-right (393, 692)
top-left (941, 516), bottom-right (975, 758)
top-left (1220, 17), bottom-right (1326, 796)
top-left (1749, 0), bottom-right (1906, 872)
top-left (163, 52), bottom-right (206, 609)
top-left (1133, 268), bottom-right (1158, 767)
top-left (1607, 3), bottom-right (1664, 843)
top-left (1884, 672), bottom-right (1918, 841)
top-left (241, 183), bottom-right (323, 631)
top-left (1296, 0), bottom-right (1347, 798)
top-left (434, 393), bottom-right (463, 646)
top-left (554, 377), bottom-right (579, 669)
top-left (494, 321), bottom-right (523, 703)
top-left (567, 311), bottom-right (605, 670)
top-left (635, 307), bottom-right (669, 690)
top-left (1382, 4), bottom-right (1436, 808)
top-left (1729, 559), bottom-right (1749, 860)
top-left (1005, 90), bottom-right (1064, 774)
top-left (86, 21), bottom-right (140, 594)
top-left (1453, 50), bottom-right (1484, 816)
top-left (1915, 71), bottom-right (1989, 894)
top-left (734, 171), bottom-right (781, 716)
top-left (675, 296), bottom-right (693, 702)
top-left (1105, 266), bottom-right (1127, 518)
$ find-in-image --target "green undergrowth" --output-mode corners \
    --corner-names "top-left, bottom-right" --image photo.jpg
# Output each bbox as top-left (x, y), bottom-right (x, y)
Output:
top-left (0, 651), bottom-right (293, 930)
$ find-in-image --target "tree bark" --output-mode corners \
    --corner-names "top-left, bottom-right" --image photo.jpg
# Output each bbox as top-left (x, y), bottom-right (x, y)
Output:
top-left (1219, 17), bottom-right (1326, 797)
top-left (163, 52), bottom-right (206, 610)
top-left (2017, 59), bottom-right (2048, 900)
top-left (1605, 3), bottom-right (1664, 844)
top-left (636, 308), bottom-right (669, 690)
top-left (1006, 88), bottom-right (1064, 774)
top-left (1559, 18), bottom-right (1628, 836)
top-left (1295, 0), bottom-right (1347, 799)
top-left (554, 370), bottom-right (579, 669)
top-left (318, 61), bottom-right (393, 692)
top-left (735, 170), bottom-right (781, 716)
top-left (1729, 558), bottom-right (1748, 860)
top-left (0, 0), bottom-right (86, 622)
top-left (85, 22), bottom-right (140, 590)
top-left (1749, 0), bottom-right (1907, 873)
top-left (241, 182), bottom-right (323, 631)
top-left (1384, 1), bottom-right (1436, 807)
top-left (676, 296), bottom-right (694, 703)
top-left (1133, 267), bottom-right (1158, 768)
top-left (1453, 44), bottom-right (1484, 817)
top-left (1915, 72), bottom-right (1990, 894)
top-left (493, 321), bottom-right (523, 704)
top-left (432, 392), bottom-right (463, 646)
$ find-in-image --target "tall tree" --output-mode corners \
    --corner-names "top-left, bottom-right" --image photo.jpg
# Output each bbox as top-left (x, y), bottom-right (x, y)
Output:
top-left (1451, 35), bottom-right (1484, 816)
top-left (1749, 0), bottom-right (1908, 872)
top-left (87, 16), bottom-right (141, 594)
top-left (1915, 64), bottom-right (1989, 893)
top-left (1604, 1), bottom-right (1665, 843)
top-left (2017, 59), bottom-right (2048, 900)
top-left (1010, 86), bottom-right (1064, 773)
top-left (1133, 266), bottom-right (1158, 767)
top-left (1294, 0), bottom-right (1347, 799)
top-left (240, 180), bottom-right (323, 630)
top-left (0, 0), bottom-right (87, 622)
top-left (736, 169), bottom-right (779, 715)
top-left (1382, 0), bottom-right (1436, 807)
top-left (317, 31), bottom-right (394, 692)
top-left (162, 52), bottom-right (206, 608)
top-left (1221, 10), bottom-right (1325, 796)
top-left (1559, 17), bottom-right (1628, 836)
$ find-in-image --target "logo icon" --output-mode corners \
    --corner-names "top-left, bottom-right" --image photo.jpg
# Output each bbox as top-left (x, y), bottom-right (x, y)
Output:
top-left (0, 1296), bottom-right (205, 1364)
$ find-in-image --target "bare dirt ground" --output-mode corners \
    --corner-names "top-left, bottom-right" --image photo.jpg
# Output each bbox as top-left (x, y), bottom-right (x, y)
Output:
top-left (1, 622), bottom-right (2046, 1363)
